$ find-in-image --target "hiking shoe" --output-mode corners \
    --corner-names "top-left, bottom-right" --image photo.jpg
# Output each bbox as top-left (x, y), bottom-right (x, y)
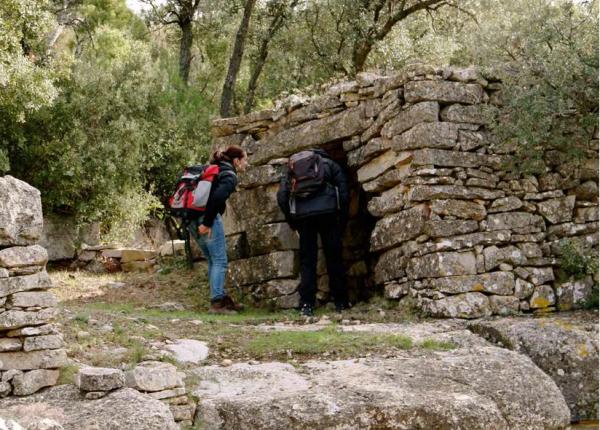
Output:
top-left (335, 302), bottom-right (352, 313)
top-left (208, 297), bottom-right (238, 314)
top-left (221, 295), bottom-right (245, 312)
top-left (300, 303), bottom-right (314, 317)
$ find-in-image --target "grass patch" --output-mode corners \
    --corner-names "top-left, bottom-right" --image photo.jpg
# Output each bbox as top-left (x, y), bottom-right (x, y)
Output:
top-left (419, 339), bottom-right (456, 351)
top-left (73, 313), bottom-right (89, 324)
top-left (126, 341), bottom-right (148, 366)
top-left (78, 301), bottom-right (303, 324)
top-left (58, 364), bottom-right (80, 385)
top-left (246, 327), bottom-right (413, 357)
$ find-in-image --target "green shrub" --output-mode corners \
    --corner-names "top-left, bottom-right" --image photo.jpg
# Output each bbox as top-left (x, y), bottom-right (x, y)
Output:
top-left (557, 239), bottom-right (598, 281)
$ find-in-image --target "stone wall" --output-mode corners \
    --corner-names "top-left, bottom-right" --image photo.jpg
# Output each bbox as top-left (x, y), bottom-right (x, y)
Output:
top-left (212, 65), bottom-right (599, 318)
top-left (0, 176), bottom-right (67, 396)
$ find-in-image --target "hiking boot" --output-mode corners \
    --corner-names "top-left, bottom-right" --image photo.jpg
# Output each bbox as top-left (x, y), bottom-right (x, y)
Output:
top-left (208, 298), bottom-right (237, 314)
top-left (335, 302), bottom-right (352, 313)
top-left (300, 303), bottom-right (314, 317)
top-left (221, 295), bottom-right (244, 312)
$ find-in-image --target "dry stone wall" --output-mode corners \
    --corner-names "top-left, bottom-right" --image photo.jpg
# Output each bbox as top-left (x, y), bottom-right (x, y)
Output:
top-left (0, 176), bottom-right (67, 396)
top-left (212, 64), bottom-right (599, 318)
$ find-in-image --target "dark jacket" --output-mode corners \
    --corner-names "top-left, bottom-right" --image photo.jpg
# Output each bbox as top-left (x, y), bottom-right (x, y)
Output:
top-left (277, 149), bottom-right (349, 228)
top-left (202, 161), bottom-right (238, 227)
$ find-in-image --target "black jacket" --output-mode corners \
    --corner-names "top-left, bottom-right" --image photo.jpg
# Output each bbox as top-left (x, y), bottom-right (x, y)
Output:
top-left (202, 161), bottom-right (238, 227)
top-left (277, 149), bottom-right (349, 227)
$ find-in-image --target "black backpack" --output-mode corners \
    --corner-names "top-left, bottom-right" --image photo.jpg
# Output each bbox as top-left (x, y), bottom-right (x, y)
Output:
top-left (288, 150), bottom-right (326, 198)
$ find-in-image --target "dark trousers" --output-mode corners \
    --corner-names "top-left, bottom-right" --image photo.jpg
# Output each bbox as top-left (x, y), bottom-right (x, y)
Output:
top-left (296, 214), bottom-right (348, 307)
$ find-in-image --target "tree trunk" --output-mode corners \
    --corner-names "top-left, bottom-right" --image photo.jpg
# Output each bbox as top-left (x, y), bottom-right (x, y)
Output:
top-left (179, 19), bottom-right (193, 85)
top-left (352, 39), bottom-right (373, 75)
top-left (220, 0), bottom-right (257, 117)
top-left (244, 37), bottom-right (270, 113)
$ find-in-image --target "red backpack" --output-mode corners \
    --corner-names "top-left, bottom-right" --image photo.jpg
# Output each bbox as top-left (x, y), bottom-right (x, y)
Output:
top-left (167, 164), bottom-right (235, 219)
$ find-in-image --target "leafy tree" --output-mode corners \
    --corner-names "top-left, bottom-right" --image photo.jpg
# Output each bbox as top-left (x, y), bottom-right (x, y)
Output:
top-left (462, 0), bottom-right (598, 173)
top-left (0, 0), bottom-right (59, 172)
top-left (141, 0), bottom-right (202, 84)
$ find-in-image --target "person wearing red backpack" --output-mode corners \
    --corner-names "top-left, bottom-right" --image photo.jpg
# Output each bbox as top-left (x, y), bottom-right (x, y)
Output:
top-left (277, 149), bottom-right (350, 316)
top-left (189, 146), bottom-right (248, 313)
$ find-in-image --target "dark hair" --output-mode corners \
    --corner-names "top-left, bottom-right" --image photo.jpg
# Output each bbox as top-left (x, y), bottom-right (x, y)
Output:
top-left (211, 145), bottom-right (246, 163)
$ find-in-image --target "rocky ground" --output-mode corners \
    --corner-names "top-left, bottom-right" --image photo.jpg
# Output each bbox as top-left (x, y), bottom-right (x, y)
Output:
top-left (0, 259), bottom-right (597, 430)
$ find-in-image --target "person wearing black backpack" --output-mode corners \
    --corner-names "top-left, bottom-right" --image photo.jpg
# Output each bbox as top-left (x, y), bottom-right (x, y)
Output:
top-left (188, 146), bottom-right (248, 314)
top-left (277, 148), bottom-right (350, 316)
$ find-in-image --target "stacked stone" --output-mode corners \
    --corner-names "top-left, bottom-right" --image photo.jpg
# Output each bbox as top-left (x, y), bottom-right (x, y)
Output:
top-left (77, 362), bottom-right (194, 427)
top-left (74, 246), bottom-right (158, 273)
top-left (0, 176), bottom-right (67, 396)
top-left (211, 64), bottom-right (598, 317)
top-left (125, 361), bottom-right (194, 427)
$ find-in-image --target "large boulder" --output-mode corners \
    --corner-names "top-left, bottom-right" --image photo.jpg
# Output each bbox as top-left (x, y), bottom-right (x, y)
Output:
top-left (191, 347), bottom-right (569, 429)
top-left (0, 385), bottom-right (177, 430)
top-left (470, 314), bottom-right (599, 421)
top-left (0, 176), bottom-right (43, 247)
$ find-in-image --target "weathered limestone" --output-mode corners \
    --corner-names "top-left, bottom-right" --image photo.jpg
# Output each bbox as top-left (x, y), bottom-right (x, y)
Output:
top-left (0, 246), bottom-right (48, 269)
top-left (0, 177), bottom-right (66, 397)
top-left (76, 367), bottom-right (125, 392)
top-left (425, 272), bottom-right (515, 295)
top-left (192, 346), bottom-right (569, 429)
top-left (0, 349), bottom-right (67, 371)
top-left (11, 369), bottom-right (59, 396)
top-left (393, 122), bottom-right (459, 151)
top-left (470, 315), bottom-right (599, 421)
top-left (227, 251), bottom-right (296, 286)
top-left (0, 272), bottom-right (52, 299)
top-left (0, 308), bottom-right (57, 331)
top-left (381, 101), bottom-right (439, 138)
top-left (404, 80), bottom-right (485, 104)
top-left (0, 385), bottom-right (178, 430)
top-left (0, 177), bottom-right (43, 246)
top-left (431, 199), bottom-right (486, 220)
top-left (370, 206), bottom-right (428, 251)
top-left (125, 361), bottom-right (182, 392)
top-left (407, 251), bottom-right (477, 279)
top-left (163, 339), bottom-right (209, 365)
top-left (421, 293), bottom-right (491, 318)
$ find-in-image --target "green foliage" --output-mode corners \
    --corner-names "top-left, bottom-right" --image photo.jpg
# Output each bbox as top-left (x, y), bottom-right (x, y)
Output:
top-left (420, 339), bottom-right (456, 351)
top-left (58, 364), bottom-right (80, 385)
top-left (463, 0), bottom-right (598, 173)
top-left (246, 326), bottom-right (413, 356)
top-left (557, 239), bottom-right (599, 281)
top-left (0, 0), bottom-right (59, 170)
top-left (3, 3), bottom-right (213, 238)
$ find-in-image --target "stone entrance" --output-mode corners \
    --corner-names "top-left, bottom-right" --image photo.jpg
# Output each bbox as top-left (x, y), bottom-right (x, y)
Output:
top-left (214, 64), bottom-right (599, 317)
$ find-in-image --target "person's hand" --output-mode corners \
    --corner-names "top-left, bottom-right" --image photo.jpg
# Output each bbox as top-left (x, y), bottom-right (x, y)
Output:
top-left (198, 224), bottom-right (212, 238)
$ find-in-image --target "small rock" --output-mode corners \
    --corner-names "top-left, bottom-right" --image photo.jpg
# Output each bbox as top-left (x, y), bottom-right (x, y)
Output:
top-left (76, 331), bottom-right (90, 340)
top-left (83, 391), bottom-right (108, 400)
top-left (222, 359), bottom-right (233, 367)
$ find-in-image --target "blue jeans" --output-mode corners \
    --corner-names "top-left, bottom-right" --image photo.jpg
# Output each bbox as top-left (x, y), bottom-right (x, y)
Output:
top-left (188, 214), bottom-right (228, 301)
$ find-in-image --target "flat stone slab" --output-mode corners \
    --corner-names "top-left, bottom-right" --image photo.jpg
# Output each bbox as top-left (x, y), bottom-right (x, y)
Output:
top-left (163, 339), bottom-right (209, 365)
top-left (0, 385), bottom-right (177, 430)
top-left (191, 345), bottom-right (570, 429)
top-left (469, 312), bottom-right (599, 422)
